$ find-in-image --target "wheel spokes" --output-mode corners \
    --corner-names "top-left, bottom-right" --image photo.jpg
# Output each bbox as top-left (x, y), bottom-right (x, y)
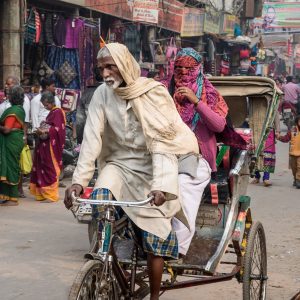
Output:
top-left (249, 231), bottom-right (266, 299)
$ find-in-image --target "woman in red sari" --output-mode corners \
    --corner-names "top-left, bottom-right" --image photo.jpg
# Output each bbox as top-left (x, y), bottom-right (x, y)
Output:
top-left (30, 91), bottom-right (66, 203)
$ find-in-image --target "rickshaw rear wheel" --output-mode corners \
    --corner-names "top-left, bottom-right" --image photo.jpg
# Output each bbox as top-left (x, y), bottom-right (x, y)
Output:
top-left (242, 221), bottom-right (267, 300)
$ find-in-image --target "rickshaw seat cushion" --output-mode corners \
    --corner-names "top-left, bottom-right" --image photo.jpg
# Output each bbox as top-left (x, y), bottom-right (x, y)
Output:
top-left (202, 169), bottom-right (230, 205)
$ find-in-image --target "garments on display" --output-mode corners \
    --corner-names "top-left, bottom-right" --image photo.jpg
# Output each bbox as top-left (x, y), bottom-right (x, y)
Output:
top-left (65, 18), bottom-right (84, 49)
top-left (53, 15), bottom-right (67, 46)
top-left (78, 23), bottom-right (98, 88)
top-left (45, 46), bottom-right (81, 89)
top-left (56, 61), bottom-right (78, 87)
top-left (39, 13), bottom-right (54, 45)
top-left (35, 10), bottom-right (42, 43)
top-left (25, 8), bottom-right (37, 45)
top-left (38, 61), bottom-right (54, 81)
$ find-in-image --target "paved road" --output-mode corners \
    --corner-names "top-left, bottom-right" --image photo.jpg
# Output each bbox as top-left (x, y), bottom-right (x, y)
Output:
top-left (0, 141), bottom-right (299, 300)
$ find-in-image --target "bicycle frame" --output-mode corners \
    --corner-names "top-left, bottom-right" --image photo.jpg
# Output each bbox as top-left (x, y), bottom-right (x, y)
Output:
top-left (71, 195), bottom-right (155, 299)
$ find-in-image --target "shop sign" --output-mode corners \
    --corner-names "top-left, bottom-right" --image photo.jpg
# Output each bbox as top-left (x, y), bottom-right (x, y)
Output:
top-left (221, 14), bottom-right (237, 36)
top-left (181, 7), bottom-right (204, 37)
top-left (158, 0), bottom-right (184, 33)
top-left (263, 2), bottom-right (300, 29)
top-left (133, 0), bottom-right (159, 24)
top-left (86, 0), bottom-right (183, 32)
top-left (86, 0), bottom-right (133, 21)
top-left (204, 8), bottom-right (221, 34)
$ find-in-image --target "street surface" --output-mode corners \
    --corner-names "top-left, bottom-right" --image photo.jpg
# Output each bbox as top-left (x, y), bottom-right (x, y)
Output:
top-left (0, 138), bottom-right (299, 300)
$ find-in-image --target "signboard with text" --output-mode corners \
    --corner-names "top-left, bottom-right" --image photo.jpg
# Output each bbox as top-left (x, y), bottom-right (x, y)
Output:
top-left (86, 0), bottom-right (133, 21)
top-left (204, 8), bottom-right (221, 34)
top-left (86, 0), bottom-right (183, 32)
top-left (158, 0), bottom-right (184, 33)
top-left (221, 14), bottom-right (237, 36)
top-left (263, 2), bottom-right (300, 29)
top-left (133, 0), bottom-right (159, 24)
top-left (181, 7), bottom-right (204, 37)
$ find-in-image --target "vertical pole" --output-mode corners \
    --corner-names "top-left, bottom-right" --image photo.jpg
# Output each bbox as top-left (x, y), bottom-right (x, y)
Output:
top-left (0, 0), bottom-right (21, 88)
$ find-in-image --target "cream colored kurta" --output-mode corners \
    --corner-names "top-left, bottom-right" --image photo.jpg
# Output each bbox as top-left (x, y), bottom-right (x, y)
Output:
top-left (73, 84), bottom-right (181, 239)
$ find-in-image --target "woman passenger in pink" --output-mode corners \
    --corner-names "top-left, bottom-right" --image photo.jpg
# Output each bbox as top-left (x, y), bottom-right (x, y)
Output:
top-left (172, 48), bottom-right (228, 172)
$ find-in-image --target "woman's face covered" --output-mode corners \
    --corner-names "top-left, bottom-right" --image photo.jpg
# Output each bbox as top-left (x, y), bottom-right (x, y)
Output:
top-left (174, 55), bottom-right (201, 103)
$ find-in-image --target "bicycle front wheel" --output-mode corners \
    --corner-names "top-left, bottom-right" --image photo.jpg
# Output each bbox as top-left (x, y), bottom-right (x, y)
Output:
top-left (69, 259), bottom-right (120, 300)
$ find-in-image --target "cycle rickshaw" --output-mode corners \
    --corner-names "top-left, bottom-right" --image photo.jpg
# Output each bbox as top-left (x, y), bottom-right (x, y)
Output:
top-left (69, 76), bottom-right (281, 300)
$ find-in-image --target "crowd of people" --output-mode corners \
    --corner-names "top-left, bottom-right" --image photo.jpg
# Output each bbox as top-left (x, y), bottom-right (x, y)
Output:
top-left (0, 77), bottom-right (65, 206)
top-left (1, 42), bottom-right (300, 298)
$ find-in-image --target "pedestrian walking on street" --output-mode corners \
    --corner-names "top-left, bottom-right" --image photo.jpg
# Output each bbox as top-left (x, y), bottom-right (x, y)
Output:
top-left (252, 113), bottom-right (280, 187)
top-left (30, 92), bottom-right (66, 203)
top-left (0, 76), bottom-right (31, 198)
top-left (0, 86), bottom-right (25, 206)
top-left (282, 76), bottom-right (300, 114)
top-left (276, 115), bottom-right (300, 189)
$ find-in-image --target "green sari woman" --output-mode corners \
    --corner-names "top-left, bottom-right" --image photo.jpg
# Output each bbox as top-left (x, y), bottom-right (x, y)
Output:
top-left (0, 104), bottom-right (25, 205)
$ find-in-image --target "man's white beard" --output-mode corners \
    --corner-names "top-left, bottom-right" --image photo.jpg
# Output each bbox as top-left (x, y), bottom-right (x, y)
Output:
top-left (104, 76), bottom-right (123, 89)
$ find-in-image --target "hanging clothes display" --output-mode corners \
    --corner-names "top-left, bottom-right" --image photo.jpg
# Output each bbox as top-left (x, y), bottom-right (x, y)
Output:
top-left (23, 5), bottom-right (102, 91)
top-left (24, 8), bottom-right (37, 45)
top-left (53, 15), bottom-right (67, 46)
top-left (39, 13), bottom-right (54, 45)
top-left (45, 46), bottom-right (81, 89)
top-left (65, 18), bottom-right (85, 49)
top-left (78, 22), bottom-right (98, 89)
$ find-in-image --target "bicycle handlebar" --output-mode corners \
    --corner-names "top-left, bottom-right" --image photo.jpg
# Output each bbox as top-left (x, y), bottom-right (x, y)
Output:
top-left (71, 193), bottom-right (154, 207)
top-left (71, 193), bottom-right (166, 216)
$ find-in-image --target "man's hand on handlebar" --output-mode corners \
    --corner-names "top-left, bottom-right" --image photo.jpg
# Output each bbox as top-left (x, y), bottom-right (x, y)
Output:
top-left (64, 184), bottom-right (83, 209)
top-left (148, 190), bottom-right (166, 206)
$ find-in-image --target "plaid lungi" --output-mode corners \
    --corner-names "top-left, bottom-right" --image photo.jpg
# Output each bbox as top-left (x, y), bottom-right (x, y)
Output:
top-left (90, 188), bottom-right (178, 259)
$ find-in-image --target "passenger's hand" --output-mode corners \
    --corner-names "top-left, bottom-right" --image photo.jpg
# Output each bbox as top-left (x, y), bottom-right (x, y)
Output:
top-left (275, 132), bottom-right (280, 140)
top-left (148, 190), bottom-right (166, 206)
top-left (64, 184), bottom-right (83, 209)
top-left (177, 87), bottom-right (198, 105)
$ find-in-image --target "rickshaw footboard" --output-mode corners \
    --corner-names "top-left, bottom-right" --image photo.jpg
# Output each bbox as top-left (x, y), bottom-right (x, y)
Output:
top-left (161, 266), bottom-right (240, 291)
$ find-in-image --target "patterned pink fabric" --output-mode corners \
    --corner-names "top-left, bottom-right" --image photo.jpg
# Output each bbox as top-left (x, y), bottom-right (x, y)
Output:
top-left (172, 52), bottom-right (229, 171)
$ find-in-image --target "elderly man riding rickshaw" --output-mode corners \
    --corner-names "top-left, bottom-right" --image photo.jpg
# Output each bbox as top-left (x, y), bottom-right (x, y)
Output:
top-left (65, 43), bottom-right (275, 300)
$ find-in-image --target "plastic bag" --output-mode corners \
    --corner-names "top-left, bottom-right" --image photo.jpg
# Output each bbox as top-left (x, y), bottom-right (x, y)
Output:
top-left (20, 145), bottom-right (33, 174)
top-left (166, 38), bottom-right (178, 60)
top-left (154, 45), bottom-right (167, 65)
